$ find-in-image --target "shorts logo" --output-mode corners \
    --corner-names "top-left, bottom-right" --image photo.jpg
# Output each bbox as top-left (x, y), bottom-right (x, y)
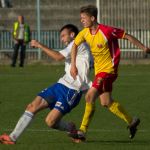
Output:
top-left (96, 77), bottom-right (103, 86)
top-left (55, 102), bottom-right (64, 110)
top-left (55, 102), bottom-right (62, 107)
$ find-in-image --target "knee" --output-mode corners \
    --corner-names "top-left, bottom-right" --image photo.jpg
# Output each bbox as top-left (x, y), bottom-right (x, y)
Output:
top-left (85, 94), bottom-right (92, 103)
top-left (45, 117), bottom-right (56, 128)
top-left (100, 99), bottom-right (113, 108)
top-left (101, 102), bottom-right (109, 107)
top-left (26, 103), bottom-right (35, 113)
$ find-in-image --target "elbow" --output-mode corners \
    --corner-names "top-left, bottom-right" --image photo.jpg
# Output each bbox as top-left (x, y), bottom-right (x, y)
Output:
top-left (123, 33), bottom-right (130, 40)
top-left (55, 58), bottom-right (61, 61)
top-left (124, 33), bottom-right (134, 41)
top-left (54, 56), bottom-right (64, 61)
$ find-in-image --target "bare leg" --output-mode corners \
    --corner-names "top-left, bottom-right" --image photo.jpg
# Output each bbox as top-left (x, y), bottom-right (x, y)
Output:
top-left (9, 96), bottom-right (48, 142)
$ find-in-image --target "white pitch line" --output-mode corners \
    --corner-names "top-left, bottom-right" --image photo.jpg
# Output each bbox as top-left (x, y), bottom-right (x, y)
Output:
top-left (1, 128), bottom-right (148, 133)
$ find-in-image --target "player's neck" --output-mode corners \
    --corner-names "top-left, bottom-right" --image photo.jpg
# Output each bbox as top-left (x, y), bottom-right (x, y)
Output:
top-left (89, 23), bottom-right (99, 35)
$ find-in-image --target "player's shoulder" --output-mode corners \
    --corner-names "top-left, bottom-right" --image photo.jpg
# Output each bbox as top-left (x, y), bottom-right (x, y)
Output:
top-left (66, 41), bottom-right (74, 49)
top-left (99, 24), bottom-right (124, 32)
top-left (77, 28), bottom-right (90, 40)
top-left (79, 27), bottom-right (89, 34)
top-left (99, 24), bottom-right (114, 31)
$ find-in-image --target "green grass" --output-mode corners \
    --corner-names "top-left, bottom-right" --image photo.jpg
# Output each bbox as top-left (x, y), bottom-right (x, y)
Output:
top-left (0, 64), bottom-right (150, 150)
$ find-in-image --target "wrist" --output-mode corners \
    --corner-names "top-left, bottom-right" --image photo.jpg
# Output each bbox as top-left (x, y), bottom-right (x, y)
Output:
top-left (71, 62), bottom-right (76, 66)
top-left (38, 43), bottom-right (43, 49)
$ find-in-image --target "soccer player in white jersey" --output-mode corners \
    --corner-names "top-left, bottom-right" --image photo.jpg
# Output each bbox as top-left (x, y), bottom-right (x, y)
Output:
top-left (0, 24), bottom-right (91, 144)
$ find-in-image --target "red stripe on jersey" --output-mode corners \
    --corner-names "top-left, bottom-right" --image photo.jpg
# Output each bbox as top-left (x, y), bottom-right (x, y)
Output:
top-left (98, 24), bottom-right (124, 74)
top-left (108, 39), bottom-right (120, 73)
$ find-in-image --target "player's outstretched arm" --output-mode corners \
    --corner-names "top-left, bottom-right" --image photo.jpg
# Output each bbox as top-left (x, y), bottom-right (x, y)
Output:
top-left (123, 33), bottom-right (150, 53)
top-left (30, 40), bottom-right (65, 61)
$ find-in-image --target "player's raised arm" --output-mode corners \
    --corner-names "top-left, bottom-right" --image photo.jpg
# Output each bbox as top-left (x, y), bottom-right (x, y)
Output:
top-left (70, 43), bottom-right (78, 79)
top-left (123, 33), bottom-right (150, 53)
top-left (30, 40), bottom-right (65, 61)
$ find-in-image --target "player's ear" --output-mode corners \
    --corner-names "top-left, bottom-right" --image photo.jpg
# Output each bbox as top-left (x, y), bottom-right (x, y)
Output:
top-left (91, 16), bottom-right (95, 22)
top-left (70, 32), bottom-right (75, 38)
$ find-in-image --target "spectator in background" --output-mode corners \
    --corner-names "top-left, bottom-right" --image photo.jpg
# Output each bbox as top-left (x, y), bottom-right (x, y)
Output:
top-left (11, 15), bottom-right (31, 67)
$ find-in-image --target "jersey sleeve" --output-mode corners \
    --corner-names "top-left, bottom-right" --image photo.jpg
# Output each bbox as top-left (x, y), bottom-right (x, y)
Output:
top-left (74, 29), bottom-right (86, 46)
top-left (111, 27), bottom-right (125, 39)
top-left (59, 41), bottom-right (73, 58)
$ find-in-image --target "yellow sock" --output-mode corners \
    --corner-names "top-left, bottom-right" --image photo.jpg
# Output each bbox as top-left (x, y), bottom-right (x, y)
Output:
top-left (79, 102), bottom-right (95, 133)
top-left (108, 101), bottom-right (132, 125)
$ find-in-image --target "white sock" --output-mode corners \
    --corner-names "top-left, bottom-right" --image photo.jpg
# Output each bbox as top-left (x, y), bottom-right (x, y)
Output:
top-left (9, 111), bottom-right (34, 142)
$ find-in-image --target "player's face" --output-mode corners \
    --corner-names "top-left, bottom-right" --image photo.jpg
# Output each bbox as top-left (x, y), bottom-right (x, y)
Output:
top-left (18, 16), bottom-right (24, 24)
top-left (60, 29), bottom-right (72, 46)
top-left (80, 13), bottom-right (94, 28)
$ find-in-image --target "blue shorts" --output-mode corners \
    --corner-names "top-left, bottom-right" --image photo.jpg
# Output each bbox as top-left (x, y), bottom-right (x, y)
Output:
top-left (38, 83), bottom-right (82, 114)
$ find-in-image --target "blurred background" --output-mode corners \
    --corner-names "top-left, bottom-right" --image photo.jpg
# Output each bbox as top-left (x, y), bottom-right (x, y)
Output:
top-left (0, 0), bottom-right (150, 64)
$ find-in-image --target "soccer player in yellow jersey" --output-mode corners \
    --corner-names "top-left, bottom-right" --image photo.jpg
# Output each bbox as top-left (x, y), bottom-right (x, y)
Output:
top-left (69, 5), bottom-right (150, 142)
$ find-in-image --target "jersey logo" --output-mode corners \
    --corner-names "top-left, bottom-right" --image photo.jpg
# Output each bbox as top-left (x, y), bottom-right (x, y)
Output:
top-left (97, 44), bottom-right (103, 49)
top-left (112, 29), bottom-right (118, 37)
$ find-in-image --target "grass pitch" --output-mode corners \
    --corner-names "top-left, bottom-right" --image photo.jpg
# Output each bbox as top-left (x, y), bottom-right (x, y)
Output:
top-left (0, 64), bottom-right (150, 150)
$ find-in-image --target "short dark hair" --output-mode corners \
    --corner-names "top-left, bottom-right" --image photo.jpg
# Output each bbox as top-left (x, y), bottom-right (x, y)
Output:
top-left (80, 5), bottom-right (98, 19)
top-left (60, 24), bottom-right (79, 37)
